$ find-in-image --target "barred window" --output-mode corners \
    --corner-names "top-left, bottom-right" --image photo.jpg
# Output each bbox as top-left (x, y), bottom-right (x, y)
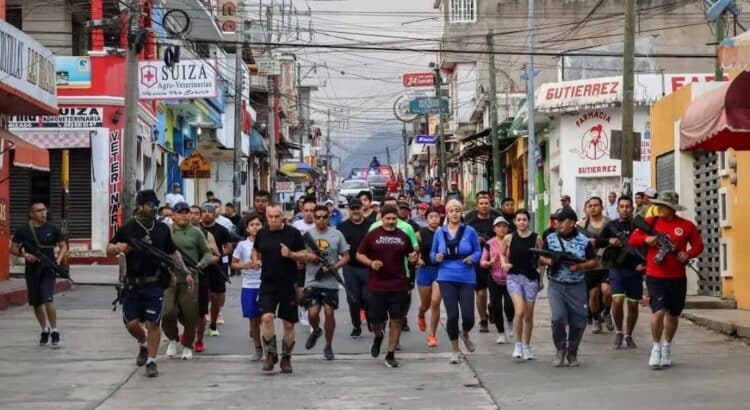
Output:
top-left (449, 0), bottom-right (477, 23)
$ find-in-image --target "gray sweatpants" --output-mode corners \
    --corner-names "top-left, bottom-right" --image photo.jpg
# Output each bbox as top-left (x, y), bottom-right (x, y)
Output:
top-left (548, 279), bottom-right (588, 354)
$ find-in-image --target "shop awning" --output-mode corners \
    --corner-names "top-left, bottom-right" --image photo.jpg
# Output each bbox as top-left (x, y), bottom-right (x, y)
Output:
top-left (281, 162), bottom-right (319, 178)
top-left (0, 129), bottom-right (49, 171)
top-left (278, 169), bottom-right (310, 180)
top-left (249, 130), bottom-right (268, 155)
top-left (680, 71), bottom-right (750, 151)
top-left (11, 129), bottom-right (91, 149)
top-left (719, 31), bottom-right (750, 71)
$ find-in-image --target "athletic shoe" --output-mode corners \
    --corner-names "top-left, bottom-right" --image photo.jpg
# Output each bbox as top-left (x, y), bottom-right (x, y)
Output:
top-left (39, 330), bottom-right (50, 346)
top-left (603, 313), bottom-right (614, 331)
top-left (306, 327), bottom-right (322, 350)
top-left (137, 346), bottom-right (148, 367)
top-left (522, 345), bottom-right (535, 360)
top-left (250, 346), bottom-right (263, 362)
top-left (401, 322), bottom-right (410, 332)
top-left (427, 335), bottom-right (438, 347)
top-left (50, 330), bottom-right (61, 348)
top-left (625, 335), bottom-right (637, 349)
top-left (449, 351), bottom-right (460, 364)
top-left (145, 362), bottom-right (159, 377)
top-left (479, 320), bottom-right (489, 333)
top-left (208, 327), bottom-right (220, 337)
top-left (217, 313), bottom-right (225, 325)
top-left (496, 334), bottom-right (507, 344)
top-left (181, 347), bottom-right (193, 360)
top-left (553, 350), bottom-right (567, 367)
top-left (324, 345), bottom-right (335, 361)
top-left (660, 345), bottom-right (672, 367)
top-left (280, 356), bottom-right (293, 373)
top-left (512, 343), bottom-right (523, 358)
top-left (417, 315), bottom-right (427, 332)
top-left (384, 353), bottom-right (399, 368)
top-left (613, 333), bottom-right (624, 349)
top-left (299, 308), bottom-right (310, 327)
top-left (507, 324), bottom-right (514, 339)
top-left (649, 344), bottom-right (661, 369)
top-left (462, 335), bottom-right (476, 353)
top-left (359, 309), bottom-right (367, 324)
top-left (194, 341), bottom-right (205, 353)
top-left (592, 320), bottom-right (603, 334)
top-left (370, 333), bottom-right (384, 358)
top-left (567, 351), bottom-right (579, 367)
top-left (350, 326), bottom-right (362, 339)
top-left (166, 341), bottom-right (178, 358)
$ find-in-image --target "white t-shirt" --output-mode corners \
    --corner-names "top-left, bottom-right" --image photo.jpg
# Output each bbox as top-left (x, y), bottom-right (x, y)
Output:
top-left (233, 239), bottom-right (261, 289)
top-left (165, 192), bottom-right (186, 208)
top-left (292, 219), bottom-right (315, 234)
top-left (216, 215), bottom-right (235, 232)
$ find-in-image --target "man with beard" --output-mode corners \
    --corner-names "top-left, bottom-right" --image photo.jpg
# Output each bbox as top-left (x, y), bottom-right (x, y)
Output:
top-left (199, 204), bottom-right (232, 338)
top-left (338, 199), bottom-right (372, 337)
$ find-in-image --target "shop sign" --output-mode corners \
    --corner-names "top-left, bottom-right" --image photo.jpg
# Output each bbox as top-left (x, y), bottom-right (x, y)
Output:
top-left (55, 56), bottom-right (91, 89)
top-left (180, 152), bottom-right (211, 179)
top-left (109, 129), bottom-right (123, 237)
top-left (669, 74), bottom-right (729, 92)
top-left (577, 164), bottom-right (619, 176)
top-left (276, 181), bottom-right (295, 193)
top-left (571, 111), bottom-right (612, 161)
top-left (217, 0), bottom-right (241, 33)
top-left (7, 107), bottom-right (103, 129)
top-left (403, 72), bottom-right (435, 87)
top-left (138, 59), bottom-right (218, 100)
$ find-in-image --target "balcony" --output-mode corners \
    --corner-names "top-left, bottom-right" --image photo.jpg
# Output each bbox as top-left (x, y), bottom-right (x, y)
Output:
top-left (166, 0), bottom-right (223, 42)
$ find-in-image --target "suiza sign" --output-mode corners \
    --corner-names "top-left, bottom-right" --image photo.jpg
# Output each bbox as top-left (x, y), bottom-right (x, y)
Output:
top-left (138, 59), bottom-right (218, 100)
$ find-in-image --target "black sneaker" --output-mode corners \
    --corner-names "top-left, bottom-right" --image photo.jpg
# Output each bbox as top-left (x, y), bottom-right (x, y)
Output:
top-left (39, 330), bottom-right (50, 346)
top-left (136, 346), bottom-right (148, 367)
top-left (50, 331), bottom-right (61, 348)
top-left (384, 353), bottom-right (399, 368)
top-left (323, 345), bottom-right (335, 360)
top-left (479, 320), bottom-right (490, 333)
top-left (370, 333), bottom-right (384, 358)
top-left (401, 322), bottom-right (410, 332)
top-left (305, 327), bottom-right (322, 350)
top-left (145, 361), bottom-right (159, 377)
top-left (350, 326), bottom-right (362, 339)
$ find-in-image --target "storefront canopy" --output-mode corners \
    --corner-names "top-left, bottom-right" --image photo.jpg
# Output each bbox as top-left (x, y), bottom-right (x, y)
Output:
top-left (281, 162), bottom-right (318, 177)
top-left (680, 71), bottom-right (750, 151)
top-left (249, 130), bottom-right (268, 156)
top-left (0, 130), bottom-right (49, 171)
top-left (719, 31), bottom-right (750, 71)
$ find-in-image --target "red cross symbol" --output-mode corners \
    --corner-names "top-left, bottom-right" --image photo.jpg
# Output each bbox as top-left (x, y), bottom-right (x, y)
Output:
top-left (140, 65), bottom-right (158, 88)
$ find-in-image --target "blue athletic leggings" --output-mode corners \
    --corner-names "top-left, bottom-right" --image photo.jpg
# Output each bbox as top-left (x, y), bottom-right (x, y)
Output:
top-left (438, 281), bottom-right (475, 340)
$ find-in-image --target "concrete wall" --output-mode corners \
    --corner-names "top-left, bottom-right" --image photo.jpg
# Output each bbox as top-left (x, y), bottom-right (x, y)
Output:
top-left (720, 148), bottom-right (750, 309)
top-left (14, 0), bottom-right (73, 56)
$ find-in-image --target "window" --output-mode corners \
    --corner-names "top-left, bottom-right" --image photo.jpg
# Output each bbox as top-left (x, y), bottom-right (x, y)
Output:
top-left (718, 150), bottom-right (729, 176)
top-left (7, 5), bottom-right (22, 30)
top-left (719, 187), bottom-right (730, 227)
top-left (655, 151), bottom-right (675, 192)
top-left (720, 238), bottom-right (732, 277)
top-left (449, 0), bottom-right (477, 23)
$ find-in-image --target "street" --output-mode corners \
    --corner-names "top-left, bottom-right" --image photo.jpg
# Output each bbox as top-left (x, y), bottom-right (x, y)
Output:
top-left (1, 280), bottom-right (749, 410)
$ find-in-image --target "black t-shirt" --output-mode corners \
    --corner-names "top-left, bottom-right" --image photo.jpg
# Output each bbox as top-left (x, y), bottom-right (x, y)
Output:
top-left (110, 219), bottom-right (176, 278)
top-left (337, 218), bottom-right (371, 267)
top-left (419, 227), bottom-right (438, 267)
top-left (201, 223), bottom-right (231, 275)
top-left (363, 211), bottom-right (377, 226)
top-left (467, 214), bottom-right (495, 243)
top-left (226, 214), bottom-right (241, 227)
top-left (12, 222), bottom-right (65, 275)
top-left (253, 224), bottom-right (304, 286)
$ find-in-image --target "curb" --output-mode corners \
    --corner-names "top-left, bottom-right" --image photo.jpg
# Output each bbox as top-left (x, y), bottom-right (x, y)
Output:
top-left (0, 280), bottom-right (73, 311)
top-left (681, 311), bottom-right (750, 339)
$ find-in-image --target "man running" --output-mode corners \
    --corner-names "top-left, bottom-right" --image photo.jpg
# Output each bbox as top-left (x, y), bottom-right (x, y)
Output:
top-left (10, 202), bottom-right (68, 347)
top-left (359, 191), bottom-right (378, 224)
top-left (199, 204), bottom-right (232, 337)
top-left (499, 197), bottom-right (517, 232)
top-left (252, 205), bottom-right (308, 373)
top-left (465, 192), bottom-right (496, 333)
top-left (302, 205), bottom-right (350, 360)
top-left (338, 199), bottom-right (372, 338)
top-left (464, 191), bottom-right (501, 224)
top-left (629, 191), bottom-right (703, 369)
top-left (578, 196), bottom-right (613, 334)
top-left (293, 196), bottom-right (317, 234)
top-left (357, 206), bottom-right (419, 368)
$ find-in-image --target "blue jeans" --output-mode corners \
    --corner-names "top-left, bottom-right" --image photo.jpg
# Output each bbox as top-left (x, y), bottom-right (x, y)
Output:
top-left (438, 281), bottom-right (475, 340)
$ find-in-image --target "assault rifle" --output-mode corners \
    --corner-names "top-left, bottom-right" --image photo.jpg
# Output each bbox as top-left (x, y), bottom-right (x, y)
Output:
top-left (302, 232), bottom-right (356, 302)
top-left (128, 237), bottom-right (191, 287)
top-left (603, 223), bottom-right (645, 265)
top-left (112, 253), bottom-right (126, 311)
top-left (529, 248), bottom-right (586, 267)
top-left (632, 216), bottom-right (704, 279)
top-left (20, 241), bottom-right (70, 279)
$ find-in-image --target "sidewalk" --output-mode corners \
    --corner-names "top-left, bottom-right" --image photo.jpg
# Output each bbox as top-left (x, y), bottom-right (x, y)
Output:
top-left (0, 278), bottom-right (72, 310)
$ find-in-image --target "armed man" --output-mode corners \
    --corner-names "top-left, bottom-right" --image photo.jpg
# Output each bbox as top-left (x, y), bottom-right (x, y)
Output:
top-left (107, 190), bottom-right (193, 378)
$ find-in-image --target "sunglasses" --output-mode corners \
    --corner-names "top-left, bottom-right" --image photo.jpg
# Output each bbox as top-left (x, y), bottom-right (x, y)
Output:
top-left (315, 214), bottom-right (329, 220)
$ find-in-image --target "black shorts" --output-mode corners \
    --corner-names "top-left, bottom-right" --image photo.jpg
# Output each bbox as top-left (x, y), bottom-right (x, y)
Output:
top-left (585, 270), bottom-right (610, 290)
top-left (258, 284), bottom-right (299, 323)
top-left (25, 270), bottom-right (56, 307)
top-left (122, 283), bottom-right (164, 325)
top-left (208, 268), bottom-right (227, 294)
top-left (646, 276), bottom-right (687, 316)
top-left (474, 266), bottom-right (489, 291)
top-left (198, 273), bottom-right (210, 315)
top-left (368, 290), bottom-right (409, 324)
top-left (304, 286), bottom-right (340, 309)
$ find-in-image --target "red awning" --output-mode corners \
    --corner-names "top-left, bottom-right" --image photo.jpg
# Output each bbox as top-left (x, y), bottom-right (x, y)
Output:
top-left (680, 71), bottom-right (750, 151)
top-left (0, 129), bottom-right (50, 171)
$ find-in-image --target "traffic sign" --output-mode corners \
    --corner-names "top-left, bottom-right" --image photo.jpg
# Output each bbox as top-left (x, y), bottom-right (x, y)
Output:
top-left (409, 97), bottom-right (449, 115)
top-left (415, 134), bottom-right (437, 144)
top-left (403, 72), bottom-right (435, 87)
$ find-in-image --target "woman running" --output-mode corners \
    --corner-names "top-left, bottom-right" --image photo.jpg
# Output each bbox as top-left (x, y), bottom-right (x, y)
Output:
top-left (416, 207), bottom-right (443, 347)
top-left (480, 216), bottom-right (515, 344)
top-left (502, 209), bottom-right (543, 360)
top-left (431, 199), bottom-right (482, 364)
top-left (231, 214), bottom-right (264, 361)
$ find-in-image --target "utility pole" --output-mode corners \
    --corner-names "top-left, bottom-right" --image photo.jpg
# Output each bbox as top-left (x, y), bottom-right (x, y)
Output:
top-left (326, 108), bottom-right (332, 198)
top-left (232, 36), bottom-right (243, 212)
top-left (402, 122), bottom-right (408, 180)
top-left (268, 75), bottom-right (277, 201)
top-left (487, 30), bottom-right (502, 208)
top-left (122, 0), bottom-right (140, 222)
top-left (620, 0), bottom-right (636, 199)
top-left (386, 146), bottom-right (391, 166)
top-left (525, 0), bottom-right (538, 229)
top-left (434, 66), bottom-right (446, 187)
top-left (715, 14), bottom-right (725, 81)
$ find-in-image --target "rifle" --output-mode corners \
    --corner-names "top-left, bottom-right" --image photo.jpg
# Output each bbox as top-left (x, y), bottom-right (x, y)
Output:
top-left (302, 232), bottom-right (356, 303)
top-left (112, 253), bottom-right (126, 311)
top-left (20, 241), bottom-right (70, 279)
top-left (127, 237), bottom-right (191, 288)
top-left (632, 216), bottom-right (704, 279)
top-left (529, 248), bottom-right (586, 266)
top-left (603, 223), bottom-right (645, 265)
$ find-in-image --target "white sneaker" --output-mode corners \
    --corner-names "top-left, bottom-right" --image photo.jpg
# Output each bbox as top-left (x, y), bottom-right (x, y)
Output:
top-left (449, 351), bottom-right (460, 364)
top-left (166, 341), bottom-right (178, 358)
top-left (512, 343), bottom-right (523, 358)
top-left (507, 325), bottom-right (514, 339)
top-left (649, 344), bottom-right (661, 368)
top-left (181, 347), bottom-right (193, 360)
top-left (299, 307), bottom-right (310, 327)
top-left (496, 334), bottom-right (507, 344)
top-left (660, 345), bottom-right (672, 367)
top-left (522, 345), bottom-right (535, 360)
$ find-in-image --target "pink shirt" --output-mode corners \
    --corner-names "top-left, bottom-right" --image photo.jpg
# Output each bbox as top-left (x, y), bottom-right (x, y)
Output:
top-left (480, 237), bottom-right (509, 285)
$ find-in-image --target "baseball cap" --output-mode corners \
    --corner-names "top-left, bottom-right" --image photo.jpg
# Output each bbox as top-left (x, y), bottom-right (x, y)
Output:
top-left (417, 202), bottom-right (430, 211)
top-left (136, 189), bottom-right (159, 205)
top-left (493, 216), bottom-right (510, 226)
top-left (199, 203), bottom-right (215, 213)
top-left (325, 199), bottom-right (335, 206)
top-left (555, 207), bottom-right (578, 222)
top-left (397, 200), bottom-right (410, 210)
top-left (173, 202), bottom-right (190, 213)
top-left (349, 199), bottom-right (363, 209)
top-left (644, 188), bottom-right (658, 198)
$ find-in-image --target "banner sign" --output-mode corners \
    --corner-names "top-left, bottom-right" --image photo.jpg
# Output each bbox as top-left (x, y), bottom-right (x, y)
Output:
top-left (109, 129), bottom-right (123, 237)
top-left (7, 107), bottom-right (103, 129)
top-left (409, 97), bottom-right (449, 115)
top-left (138, 59), bottom-right (218, 100)
top-left (56, 56), bottom-right (91, 89)
top-left (403, 72), bottom-right (435, 87)
top-left (415, 134), bottom-right (437, 144)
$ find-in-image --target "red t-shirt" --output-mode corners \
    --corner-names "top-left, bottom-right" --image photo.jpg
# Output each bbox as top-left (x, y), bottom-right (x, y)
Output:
top-left (358, 226), bottom-right (414, 292)
top-left (629, 216), bottom-right (704, 279)
top-left (386, 179), bottom-right (399, 193)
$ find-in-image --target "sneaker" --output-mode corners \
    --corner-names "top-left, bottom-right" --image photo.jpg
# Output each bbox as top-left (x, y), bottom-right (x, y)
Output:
top-left (649, 344), bottom-right (661, 369)
top-left (350, 326), bottom-right (362, 339)
top-left (603, 313), bottom-right (614, 331)
top-left (306, 327), bottom-right (322, 350)
top-left (417, 315), bottom-right (427, 332)
top-left (401, 322), bottom-right (410, 332)
top-left (613, 333), bottom-right (624, 349)
top-left (507, 324), bottom-right (514, 339)
top-left (280, 355), bottom-right (293, 373)
top-left (370, 333), bottom-right (384, 358)
top-left (512, 343), bottom-right (523, 358)
top-left (660, 345), bottom-right (672, 367)
top-left (479, 320), bottom-right (489, 333)
top-left (137, 346), bottom-right (148, 367)
top-left (145, 361), bottom-right (159, 377)
top-left (194, 341), bottom-right (205, 353)
top-left (359, 309), bottom-right (367, 324)
top-left (384, 353), bottom-right (399, 368)
top-left (299, 308), bottom-right (310, 327)
top-left (39, 330), bottom-right (50, 346)
top-left (625, 335), bottom-right (637, 349)
top-left (567, 351), bottom-right (579, 367)
top-left (553, 350), bottom-right (567, 367)
top-left (592, 320), bottom-right (603, 334)
top-left (462, 334), bottom-right (476, 353)
top-left (449, 351), bottom-right (460, 364)
top-left (324, 345), bottom-right (335, 360)
top-left (522, 345), bottom-right (535, 360)
top-left (250, 346), bottom-right (263, 361)
top-left (217, 313), bottom-right (224, 325)
top-left (496, 334), bottom-right (508, 344)
top-left (427, 335), bottom-right (438, 348)
top-left (50, 330), bottom-right (61, 348)
top-left (208, 328), bottom-right (220, 337)
top-left (166, 341), bottom-right (178, 358)
top-left (181, 347), bottom-right (193, 360)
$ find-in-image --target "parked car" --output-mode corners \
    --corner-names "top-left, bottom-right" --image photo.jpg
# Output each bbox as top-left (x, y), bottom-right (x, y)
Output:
top-left (340, 179), bottom-right (371, 204)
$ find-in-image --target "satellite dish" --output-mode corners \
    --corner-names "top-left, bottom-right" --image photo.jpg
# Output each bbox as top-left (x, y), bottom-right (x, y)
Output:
top-left (393, 96), bottom-right (417, 122)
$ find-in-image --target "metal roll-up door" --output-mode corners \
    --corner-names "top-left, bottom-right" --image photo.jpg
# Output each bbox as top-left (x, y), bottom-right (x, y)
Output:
top-left (49, 149), bottom-right (92, 239)
top-left (9, 164), bottom-right (33, 234)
